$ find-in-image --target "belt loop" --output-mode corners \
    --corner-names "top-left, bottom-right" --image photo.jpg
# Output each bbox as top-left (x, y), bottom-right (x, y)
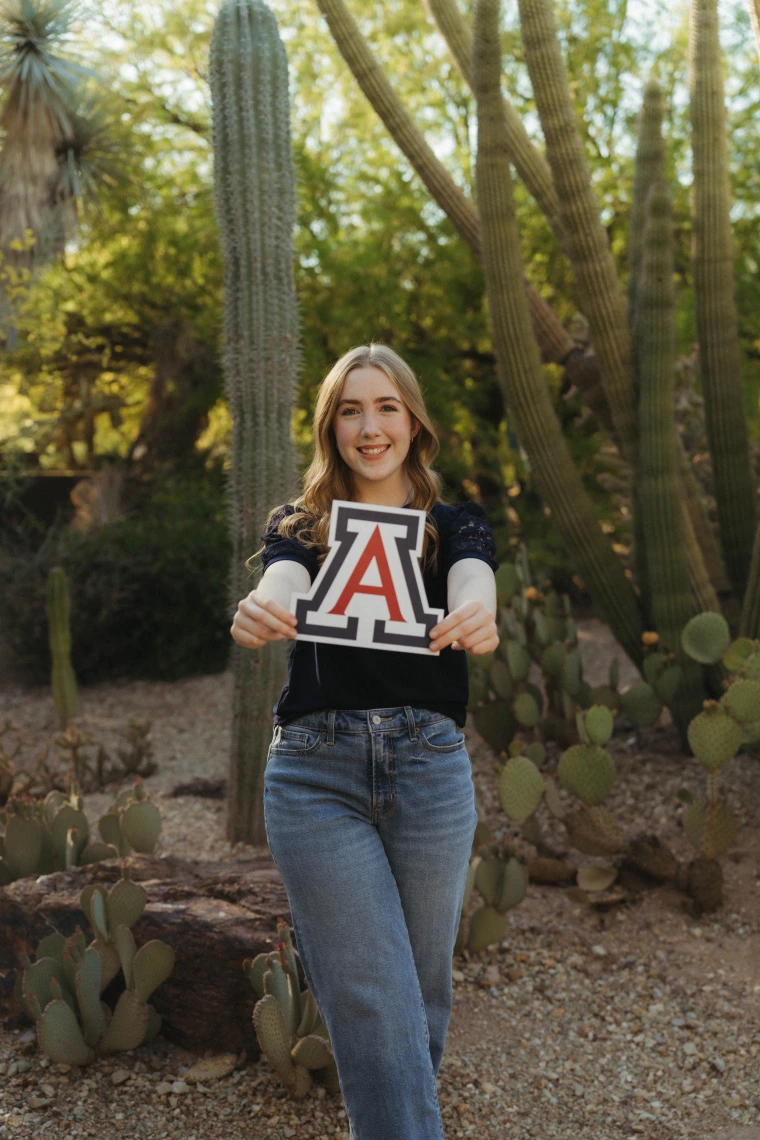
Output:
top-left (327, 709), bottom-right (336, 746)
top-left (405, 706), bottom-right (417, 741)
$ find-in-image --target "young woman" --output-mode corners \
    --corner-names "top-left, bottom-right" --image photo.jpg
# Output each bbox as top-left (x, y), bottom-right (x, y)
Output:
top-left (230, 343), bottom-right (499, 1140)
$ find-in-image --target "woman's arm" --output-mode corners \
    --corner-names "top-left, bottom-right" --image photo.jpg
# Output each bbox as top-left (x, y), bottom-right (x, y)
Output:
top-left (429, 558), bottom-right (498, 655)
top-left (230, 560), bottom-right (311, 649)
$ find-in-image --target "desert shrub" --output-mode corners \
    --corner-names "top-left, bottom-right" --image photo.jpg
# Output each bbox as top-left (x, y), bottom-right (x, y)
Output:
top-left (0, 473), bottom-right (233, 684)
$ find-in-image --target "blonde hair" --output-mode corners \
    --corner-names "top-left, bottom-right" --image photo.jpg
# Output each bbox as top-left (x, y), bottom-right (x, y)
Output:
top-left (248, 343), bottom-right (445, 575)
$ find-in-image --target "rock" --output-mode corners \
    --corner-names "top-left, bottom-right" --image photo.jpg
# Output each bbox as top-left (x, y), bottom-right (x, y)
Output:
top-left (0, 852), bottom-right (292, 1054)
top-left (110, 1067), bottom-right (132, 1085)
top-left (182, 1053), bottom-right (238, 1083)
top-left (590, 944), bottom-right (607, 957)
top-left (171, 1080), bottom-right (191, 1094)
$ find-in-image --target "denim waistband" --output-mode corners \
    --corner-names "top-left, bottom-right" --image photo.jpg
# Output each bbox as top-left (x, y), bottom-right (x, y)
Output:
top-left (283, 706), bottom-right (451, 743)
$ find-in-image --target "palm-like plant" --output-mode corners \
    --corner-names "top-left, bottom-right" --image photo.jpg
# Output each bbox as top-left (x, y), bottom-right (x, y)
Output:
top-left (0, 0), bottom-right (93, 271)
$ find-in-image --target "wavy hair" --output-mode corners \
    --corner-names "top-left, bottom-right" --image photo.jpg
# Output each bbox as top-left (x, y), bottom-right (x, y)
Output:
top-left (248, 343), bottom-right (445, 575)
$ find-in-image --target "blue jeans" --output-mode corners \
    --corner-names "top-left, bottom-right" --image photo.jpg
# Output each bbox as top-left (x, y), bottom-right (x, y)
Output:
top-left (263, 705), bottom-right (479, 1140)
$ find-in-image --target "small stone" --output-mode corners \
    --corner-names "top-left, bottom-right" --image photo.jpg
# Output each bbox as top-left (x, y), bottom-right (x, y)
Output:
top-left (27, 1096), bottom-right (52, 1109)
top-left (712, 1056), bottom-right (726, 1072)
top-left (156, 1082), bottom-right (173, 1095)
top-left (171, 1080), bottom-right (191, 1094)
top-left (111, 1068), bottom-right (132, 1085)
top-left (482, 965), bottom-right (501, 987)
top-left (591, 945), bottom-right (607, 957)
top-left (452, 969), bottom-right (465, 983)
top-left (684, 1042), bottom-right (697, 1055)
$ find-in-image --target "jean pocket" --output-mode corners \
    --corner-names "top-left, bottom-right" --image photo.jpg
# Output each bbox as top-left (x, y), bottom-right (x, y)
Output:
top-left (419, 718), bottom-right (466, 753)
top-left (270, 724), bottom-right (323, 755)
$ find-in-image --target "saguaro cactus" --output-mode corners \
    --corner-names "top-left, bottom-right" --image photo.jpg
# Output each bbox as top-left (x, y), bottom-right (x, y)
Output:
top-left (689, 0), bottom-right (756, 595)
top-left (210, 0), bottom-right (301, 844)
top-left (47, 566), bottom-right (77, 730)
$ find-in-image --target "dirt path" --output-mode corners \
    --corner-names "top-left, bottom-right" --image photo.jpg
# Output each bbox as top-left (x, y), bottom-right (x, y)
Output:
top-left (1, 624), bottom-right (759, 1139)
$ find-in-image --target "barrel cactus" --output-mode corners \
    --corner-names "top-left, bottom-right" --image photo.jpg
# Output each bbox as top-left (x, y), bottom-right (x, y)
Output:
top-left (244, 918), bottom-right (339, 1097)
top-left (16, 866), bottom-right (174, 1063)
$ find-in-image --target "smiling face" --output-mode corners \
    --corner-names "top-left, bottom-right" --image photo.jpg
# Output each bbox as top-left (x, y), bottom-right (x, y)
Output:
top-left (332, 366), bottom-right (420, 504)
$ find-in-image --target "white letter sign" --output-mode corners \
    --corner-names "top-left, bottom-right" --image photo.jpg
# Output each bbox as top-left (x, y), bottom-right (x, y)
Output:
top-left (290, 500), bottom-right (444, 655)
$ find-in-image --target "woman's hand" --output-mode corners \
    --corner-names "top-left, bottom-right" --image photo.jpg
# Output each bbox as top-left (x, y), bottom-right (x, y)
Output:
top-left (429, 599), bottom-right (498, 656)
top-left (230, 589), bottom-right (298, 649)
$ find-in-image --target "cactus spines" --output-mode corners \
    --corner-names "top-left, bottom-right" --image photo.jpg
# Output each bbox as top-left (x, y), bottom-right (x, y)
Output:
top-left (558, 744), bottom-right (616, 806)
top-left (689, 0), bottom-right (756, 594)
top-left (687, 704), bottom-right (743, 769)
top-left (681, 611), bottom-right (731, 664)
top-left (47, 567), bottom-right (77, 730)
top-left (498, 755), bottom-right (545, 823)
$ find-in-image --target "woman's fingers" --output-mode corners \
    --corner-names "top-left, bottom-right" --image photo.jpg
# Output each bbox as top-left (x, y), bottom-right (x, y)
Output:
top-left (231, 592), bottom-right (298, 647)
top-left (430, 603), bottom-right (487, 652)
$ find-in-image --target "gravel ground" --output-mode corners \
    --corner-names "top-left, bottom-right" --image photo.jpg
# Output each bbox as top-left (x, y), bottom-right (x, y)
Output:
top-left (1, 623), bottom-right (759, 1140)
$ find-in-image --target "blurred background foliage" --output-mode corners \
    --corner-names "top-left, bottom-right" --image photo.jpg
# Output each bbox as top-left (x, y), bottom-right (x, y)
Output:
top-left (1, 0), bottom-right (759, 681)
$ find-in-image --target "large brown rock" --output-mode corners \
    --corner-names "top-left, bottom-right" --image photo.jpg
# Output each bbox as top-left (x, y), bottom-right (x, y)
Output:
top-left (0, 853), bottom-right (294, 1055)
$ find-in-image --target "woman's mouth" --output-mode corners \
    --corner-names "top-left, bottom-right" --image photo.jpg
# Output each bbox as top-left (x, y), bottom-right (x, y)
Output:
top-left (357, 444), bottom-right (390, 459)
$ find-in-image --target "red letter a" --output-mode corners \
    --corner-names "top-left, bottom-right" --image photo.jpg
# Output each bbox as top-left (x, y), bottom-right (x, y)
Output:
top-left (328, 525), bottom-right (404, 621)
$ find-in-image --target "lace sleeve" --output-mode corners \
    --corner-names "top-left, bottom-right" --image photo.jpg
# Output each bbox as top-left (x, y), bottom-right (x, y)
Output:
top-left (259, 504), bottom-right (319, 580)
top-left (445, 501), bottom-right (499, 574)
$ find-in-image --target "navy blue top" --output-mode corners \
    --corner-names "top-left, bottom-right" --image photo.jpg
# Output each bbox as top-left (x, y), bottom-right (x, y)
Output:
top-left (259, 500), bottom-right (499, 728)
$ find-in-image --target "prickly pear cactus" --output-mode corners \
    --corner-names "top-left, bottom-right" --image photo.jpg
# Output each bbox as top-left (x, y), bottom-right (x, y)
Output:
top-left (98, 775), bottom-right (162, 856)
top-left (0, 772), bottom-right (119, 884)
top-left (16, 864), bottom-right (173, 1064)
top-left (245, 918), bottom-right (339, 1098)
top-left (458, 820), bottom-right (528, 953)
top-left (470, 544), bottom-right (603, 758)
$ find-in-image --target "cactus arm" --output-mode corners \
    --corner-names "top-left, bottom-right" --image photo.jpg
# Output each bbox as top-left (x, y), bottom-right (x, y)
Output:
top-left (471, 0), bottom-right (643, 666)
top-left (689, 0), bottom-right (756, 594)
top-left (628, 79), bottom-right (665, 332)
top-left (676, 433), bottom-right (730, 600)
top-left (636, 179), bottom-right (704, 728)
top-left (209, 0), bottom-right (300, 844)
top-left (516, 0), bottom-right (638, 462)
top-left (312, 0), bottom-right (587, 376)
top-left (421, 0), bottom-right (564, 250)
